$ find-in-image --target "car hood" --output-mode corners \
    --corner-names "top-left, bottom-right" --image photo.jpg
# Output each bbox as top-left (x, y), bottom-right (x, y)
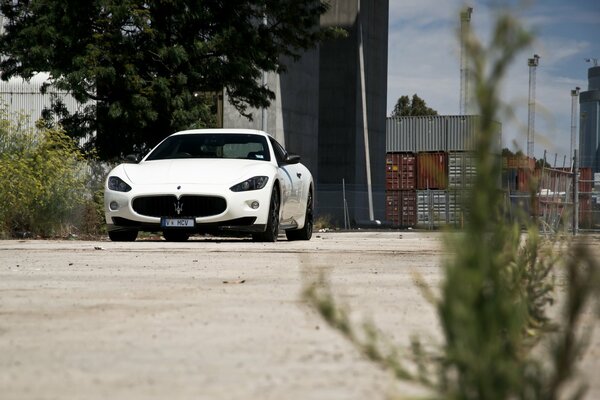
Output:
top-left (121, 159), bottom-right (272, 185)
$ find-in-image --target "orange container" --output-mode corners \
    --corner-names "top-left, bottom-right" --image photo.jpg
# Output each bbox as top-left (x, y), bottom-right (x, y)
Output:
top-left (416, 152), bottom-right (448, 190)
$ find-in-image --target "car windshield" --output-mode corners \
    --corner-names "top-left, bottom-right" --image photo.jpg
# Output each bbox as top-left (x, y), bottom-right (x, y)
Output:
top-left (145, 133), bottom-right (271, 162)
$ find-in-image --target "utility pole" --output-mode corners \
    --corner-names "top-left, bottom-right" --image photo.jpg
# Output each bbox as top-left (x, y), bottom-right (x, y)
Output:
top-left (527, 54), bottom-right (540, 159)
top-left (459, 7), bottom-right (473, 115)
top-left (570, 87), bottom-right (580, 170)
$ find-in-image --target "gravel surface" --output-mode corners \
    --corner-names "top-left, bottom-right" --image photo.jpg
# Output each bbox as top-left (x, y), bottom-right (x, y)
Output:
top-left (0, 231), bottom-right (598, 399)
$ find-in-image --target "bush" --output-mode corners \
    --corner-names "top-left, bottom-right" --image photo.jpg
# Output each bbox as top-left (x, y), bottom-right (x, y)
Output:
top-left (304, 8), bottom-right (600, 400)
top-left (0, 112), bottom-right (89, 237)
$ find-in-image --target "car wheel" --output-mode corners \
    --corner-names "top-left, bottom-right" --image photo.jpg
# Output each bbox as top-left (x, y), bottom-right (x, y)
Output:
top-left (108, 230), bottom-right (138, 242)
top-left (163, 231), bottom-right (190, 242)
top-left (286, 190), bottom-right (313, 241)
top-left (253, 186), bottom-right (280, 242)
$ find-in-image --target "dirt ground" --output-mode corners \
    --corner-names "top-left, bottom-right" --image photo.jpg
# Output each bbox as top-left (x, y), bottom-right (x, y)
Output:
top-left (0, 231), bottom-right (598, 399)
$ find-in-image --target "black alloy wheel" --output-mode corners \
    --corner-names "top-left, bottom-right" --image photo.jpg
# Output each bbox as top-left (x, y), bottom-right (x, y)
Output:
top-left (253, 186), bottom-right (280, 242)
top-left (286, 189), bottom-right (313, 241)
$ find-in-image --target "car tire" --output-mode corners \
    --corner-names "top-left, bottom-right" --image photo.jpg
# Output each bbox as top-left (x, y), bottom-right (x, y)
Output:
top-left (253, 186), bottom-right (280, 242)
top-left (286, 190), bottom-right (313, 241)
top-left (108, 230), bottom-right (138, 242)
top-left (163, 231), bottom-right (190, 242)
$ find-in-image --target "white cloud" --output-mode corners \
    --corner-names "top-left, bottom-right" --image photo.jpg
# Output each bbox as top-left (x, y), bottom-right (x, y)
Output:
top-left (531, 37), bottom-right (590, 69)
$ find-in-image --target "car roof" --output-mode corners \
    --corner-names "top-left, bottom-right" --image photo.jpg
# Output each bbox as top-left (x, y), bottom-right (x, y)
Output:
top-left (172, 129), bottom-right (272, 138)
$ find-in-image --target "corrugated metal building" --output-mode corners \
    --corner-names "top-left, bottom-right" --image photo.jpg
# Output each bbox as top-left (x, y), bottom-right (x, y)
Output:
top-left (0, 73), bottom-right (83, 127)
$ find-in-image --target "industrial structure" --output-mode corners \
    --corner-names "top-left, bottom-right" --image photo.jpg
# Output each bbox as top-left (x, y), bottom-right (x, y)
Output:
top-left (385, 115), bottom-right (501, 228)
top-left (579, 63), bottom-right (600, 173)
top-left (459, 7), bottom-right (473, 115)
top-left (527, 54), bottom-right (540, 159)
top-left (570, 86), bottom-right (580, 167)
top-left (223, 0), bottom-right (389, 224)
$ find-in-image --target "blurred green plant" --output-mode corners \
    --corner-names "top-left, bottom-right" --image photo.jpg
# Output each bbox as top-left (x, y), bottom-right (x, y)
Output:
top-left (304, 8), bottom-right (599, 400)
top-left (0, 109), bottom-right (90, 237)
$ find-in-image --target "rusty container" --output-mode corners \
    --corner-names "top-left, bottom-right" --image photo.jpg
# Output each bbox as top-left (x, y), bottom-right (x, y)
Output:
top-left (503, 155), bottom-right (535, 170)
top-left (578, 194), bottom-right (592, 229)
top-left (416, 152), bottom-right (448, 190)
top-left (385, 190), bottom-right (417, 227)
top-left (385, 153), bottom-right (416, 190)
top-left (517, 168), bottom-right (533, 192)
top-left (579, 167), bottom-right (593, 194)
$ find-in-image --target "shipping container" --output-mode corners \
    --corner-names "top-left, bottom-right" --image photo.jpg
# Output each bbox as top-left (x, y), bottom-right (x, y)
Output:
top-left (503, 155), bottom-right (535, 170)
top-left (416, 189), bottom-right (470, 228)
top-left (385, 190), bottom-right (417, 227)
top-left (417, 151), bottom-right (448, 190)
top-left (446, 116), bottom-right (478, 151)
top-left (448, 151), bottom-right (476, 188)
top-left (386, 115), bottom-right (500, 153)
top-left (502, 169), bottom-right (518, 191)
top-left (385, 152), bottom-right (416, 190)
top-left (517, 168), bottom-right (534, 192)
top-left (508, 192), bottom-right (535, 218)
top-left (417, 190), bottom-right (448, 227)
top-left (579, 167), bottom-right (593, 194)
top-left (551, 167), bottom-right (593, 194)
top-left (417, 190), bottom-right (449, 228)
top-left (579, 194), bottom-right (593, 229)
top-left (446, 189), bottom-right (470, 227)
top-left (387, 117), bottom-right (444, 152)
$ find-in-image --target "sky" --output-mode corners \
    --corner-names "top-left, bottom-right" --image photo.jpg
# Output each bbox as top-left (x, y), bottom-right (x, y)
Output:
top-left (387, 0), bottom-right (600, 162)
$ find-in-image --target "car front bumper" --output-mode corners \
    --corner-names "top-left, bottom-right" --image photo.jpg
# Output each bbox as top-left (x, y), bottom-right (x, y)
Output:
top-left (104, 183), bottom-right (272, 233)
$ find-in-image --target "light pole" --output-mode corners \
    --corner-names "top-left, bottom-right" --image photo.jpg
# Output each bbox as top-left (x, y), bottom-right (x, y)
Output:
top-left (527, 54), bottom-right (540, 159)
top-left (570, 87), bottom-right (580, 170)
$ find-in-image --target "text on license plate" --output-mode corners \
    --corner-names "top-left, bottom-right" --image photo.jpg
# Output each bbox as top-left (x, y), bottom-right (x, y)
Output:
top-left (161, 218), bottom-right (195, 228)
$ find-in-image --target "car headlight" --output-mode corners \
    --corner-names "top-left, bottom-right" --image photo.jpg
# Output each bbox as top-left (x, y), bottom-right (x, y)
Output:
top-left (108, 176), bottom-right (132, 192)
top-left (230, 176), bottom-right (269, 192)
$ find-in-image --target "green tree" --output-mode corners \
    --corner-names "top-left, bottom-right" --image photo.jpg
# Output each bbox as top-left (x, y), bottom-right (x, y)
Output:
top-left (391, 94), bottom-right (438, 117)
top-left (0, 0), bottom-right (331, 159)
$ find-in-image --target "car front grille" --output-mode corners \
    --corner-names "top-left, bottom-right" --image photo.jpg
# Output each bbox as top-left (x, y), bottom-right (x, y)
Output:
top-left (132, 195), bottom-right (227, 217)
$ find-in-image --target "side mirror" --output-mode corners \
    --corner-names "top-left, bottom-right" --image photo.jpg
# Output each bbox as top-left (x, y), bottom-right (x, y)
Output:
top-left (124, 154), bottom-right (140, 163)
top-left (285, 154), bottom-right (301, 164)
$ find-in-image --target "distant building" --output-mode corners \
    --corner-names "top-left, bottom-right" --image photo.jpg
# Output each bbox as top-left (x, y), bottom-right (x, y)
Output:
top-left (0, 73), bottom-right (81, 128)
top-left (579, 65), bottom-right (600, 173)
top-left (223, 0), bottom-right (389, 224)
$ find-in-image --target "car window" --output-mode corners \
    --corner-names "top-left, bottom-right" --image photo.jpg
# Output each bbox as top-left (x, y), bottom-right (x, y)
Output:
top-left (146, 134), bottom-right (271, 161)
top-left (268, 137), bottom-right (287, 165)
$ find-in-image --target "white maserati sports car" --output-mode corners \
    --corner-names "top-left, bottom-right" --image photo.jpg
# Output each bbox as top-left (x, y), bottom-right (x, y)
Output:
top-left (104, 129), bottom-right (314, 242)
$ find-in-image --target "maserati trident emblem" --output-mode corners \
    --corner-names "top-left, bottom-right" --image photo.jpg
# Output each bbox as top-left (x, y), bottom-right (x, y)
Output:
top-left (174, 200), bottom-right (184, 215)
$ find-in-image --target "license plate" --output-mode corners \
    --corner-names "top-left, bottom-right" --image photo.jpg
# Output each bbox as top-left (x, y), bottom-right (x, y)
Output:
top-left (161, 218), bottom-right (195, 228)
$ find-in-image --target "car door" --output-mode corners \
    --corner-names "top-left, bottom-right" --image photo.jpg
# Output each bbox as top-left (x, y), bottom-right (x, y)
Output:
top-left (269, 138), bottom-right (302, 225)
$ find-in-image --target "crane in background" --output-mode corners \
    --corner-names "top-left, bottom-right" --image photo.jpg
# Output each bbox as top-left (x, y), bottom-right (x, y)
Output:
top-left (527, 54), bottom-right (540, 159)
